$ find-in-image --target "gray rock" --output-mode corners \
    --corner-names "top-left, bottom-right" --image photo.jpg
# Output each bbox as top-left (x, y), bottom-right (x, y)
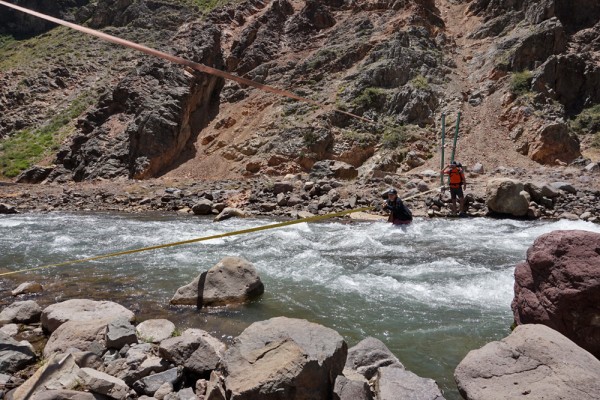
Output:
top-left (471, 163), bottom-right (484, 174)
top-left (11, 353), bottom-right (80, 399)
top-left (486, 179), bottom-right (530, 217)
top-left (41, 299), bottom-right (134, 333)
top-left (0, 324), bottom-right (19, 337)
top-left (550, 181), bottom-right (577, 194)
top-left (345, 337), bottom-right (403, 379)
top-left (192, 199), bottom-right (213, 215)
top-left (0, 331), bottom-right (36, 373)
top-left (170, 257), bottom-right (264, 307)
top-left (333, 374), bottom-right (373, 400)
top-left (136, 319), bottom-right (175, 343)
top-left (0, 300), bottom-right (41, 324)
top-left (374, 366), bottom-right (445, 400)
top-left (106, 318), bottom-right (138, 349)
top-left (175, 387), bottom-right (196, 400)
top-left (44, 319), bottom-right (111, 358)
top-left (133, 367), bottom-right (181, 396)
top-left (11, 281), bottom-right (43, 296)
top-left (540, 184), bottom-right (560, 198)
top-left (30, 389), bottom-right (109, 399)
top-left (455, 324), bottom-right (600, 400)
top-left (273, 181), bottom-right (294, 194)
top-left (78, 367), bottom-right (130, 400)
top-left (153, 382), bottom-right (174, 399)
top-left (160, 329), bottom-right (224, 375)
top-left (220, 317), bottom-right (347, 399)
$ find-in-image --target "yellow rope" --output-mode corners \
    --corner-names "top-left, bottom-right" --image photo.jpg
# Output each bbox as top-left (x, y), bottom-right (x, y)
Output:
top-left (0, 187), bottom-right (441, 277)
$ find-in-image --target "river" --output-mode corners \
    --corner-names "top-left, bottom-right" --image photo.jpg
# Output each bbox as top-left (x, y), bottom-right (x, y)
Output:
top-left (1, 212), bottom-right (598, 399)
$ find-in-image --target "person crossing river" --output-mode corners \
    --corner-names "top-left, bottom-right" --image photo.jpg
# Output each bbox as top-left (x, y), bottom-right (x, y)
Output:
top-left (382, 189), bottom-right (413, 225)
top-left (442, 161), bottom-right (467, 216)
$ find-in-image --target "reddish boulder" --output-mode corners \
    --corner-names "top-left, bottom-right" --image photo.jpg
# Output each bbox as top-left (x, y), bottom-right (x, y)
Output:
top-left (511, 230), bottom-right (600, 357)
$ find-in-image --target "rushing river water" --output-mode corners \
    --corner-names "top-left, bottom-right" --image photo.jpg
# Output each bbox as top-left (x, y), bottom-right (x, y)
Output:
top-left (1, 212), bottom-right (599, 398)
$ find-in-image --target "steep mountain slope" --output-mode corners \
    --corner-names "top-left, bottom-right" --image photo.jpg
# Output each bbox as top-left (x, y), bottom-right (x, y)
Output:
top-left (1, 0), bottom-right (598, 183)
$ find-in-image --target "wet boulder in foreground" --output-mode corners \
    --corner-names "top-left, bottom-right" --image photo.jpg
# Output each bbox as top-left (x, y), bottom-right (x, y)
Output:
top-left (512, 229), bottom-right (600, 358)
top-left (41, 299), bottom-right (135, 333)
top-left (170, 256), bottom-right (264, 307)
top-left (454, 324), bottom-right (600, 400)
top-left (211, 317), bottom-right (346, 400)
top-left (342, 337), bottom-right (444, 400)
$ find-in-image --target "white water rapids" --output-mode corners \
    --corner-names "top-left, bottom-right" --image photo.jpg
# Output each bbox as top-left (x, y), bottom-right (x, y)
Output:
top-left (2, 213), bottom-right (599, 398)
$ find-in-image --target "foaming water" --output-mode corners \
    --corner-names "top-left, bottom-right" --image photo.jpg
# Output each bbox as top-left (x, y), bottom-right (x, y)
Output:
top-left (1, 213), bottom-right (598, 398)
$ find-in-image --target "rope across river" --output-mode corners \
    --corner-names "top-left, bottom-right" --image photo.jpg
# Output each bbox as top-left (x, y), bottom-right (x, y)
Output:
top-left (0, 187), bottom-right (441, 277)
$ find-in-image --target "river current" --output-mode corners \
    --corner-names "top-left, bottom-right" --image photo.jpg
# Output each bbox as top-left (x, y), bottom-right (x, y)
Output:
top-left (1, 213), bottom-right (599, 398)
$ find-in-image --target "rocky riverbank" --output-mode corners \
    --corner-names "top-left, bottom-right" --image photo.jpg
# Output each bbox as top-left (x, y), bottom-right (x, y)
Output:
top-left (2, 162), bottom-right (600, 223)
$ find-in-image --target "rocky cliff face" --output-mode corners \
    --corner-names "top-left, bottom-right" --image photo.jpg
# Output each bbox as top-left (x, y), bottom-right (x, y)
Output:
top-left (1, 0), bottom-right (598, 182)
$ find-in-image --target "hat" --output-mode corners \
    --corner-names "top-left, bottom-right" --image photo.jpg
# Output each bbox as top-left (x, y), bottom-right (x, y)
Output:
top-left (451, 161), bottom-right (458, 165)
top-left (387, 188), bottom-right (397, 195)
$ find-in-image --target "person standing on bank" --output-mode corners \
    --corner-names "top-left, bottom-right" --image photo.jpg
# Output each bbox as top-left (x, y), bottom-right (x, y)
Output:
top-left (382, 189), bottom-right (413, 225)
top-left (442, 161), bottom-right (467, 216)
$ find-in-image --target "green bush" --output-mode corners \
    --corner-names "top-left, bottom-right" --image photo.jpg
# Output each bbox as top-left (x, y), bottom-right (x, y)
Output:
top-left (571, 104), bottom-right (600, 135)
top-left (381, 126), bottom-right (407, 149)
top-left (352, 87), bottom-right (386, 110)
top-left (410, 74), bottom-right (429, 90)
top-left (510, 70), bottom-right (533, 95)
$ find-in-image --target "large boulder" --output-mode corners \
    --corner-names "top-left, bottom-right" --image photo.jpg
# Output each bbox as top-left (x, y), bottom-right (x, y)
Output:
top-left (41, 299), bottom-right (135, 333)
top-left (0, 300), bottom-right (42, 324)
top-left (486, 179), bottom-right (530, 217)
top-left (455, 324), bottom-right (600, 400)
top-left (528, 123), bottom-right (581, 165)
top-left (170, 257), bottom-right (264, 307)
top-left (217, 317), bottom-right (347, 399)
top-left (512, 230), bottom-right (600, 357)
top-left (43, 319), bottom-right (111, 358)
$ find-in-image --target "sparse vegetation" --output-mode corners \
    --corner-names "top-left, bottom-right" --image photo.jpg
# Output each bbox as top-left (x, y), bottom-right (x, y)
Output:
top-left (352, 87), bottom-right (386, 110)
top-left (381, 125), bottom-right (408, 149)
top-left (0, 92), bottom-right (96, 178)
top-left (592, 133), bottom-right (600, 149)
top-left (341, 129), bottom-right (373, 147)
top-left (571, 104), bottom-right (600, 135)
top-left (303, 130), bottom-right (319, 146)
top-left (410, 74), bottom-right (430, 90)
top-left (510, 70), bottom-right (533, 95)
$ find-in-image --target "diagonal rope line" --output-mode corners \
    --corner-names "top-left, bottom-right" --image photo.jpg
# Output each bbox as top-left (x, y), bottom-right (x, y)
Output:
top-left (0, 0), bottom-right (373, 124)
top-left (0, 187), bottom-right (441, 277)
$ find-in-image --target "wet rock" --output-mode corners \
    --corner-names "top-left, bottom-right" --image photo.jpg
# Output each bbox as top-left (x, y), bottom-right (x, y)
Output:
top-left (0, 331), bottom-right (36, 373)
top-left (455, 324), bottom-right (600, 400)
top-left (486, 179), bottom-right (530, 217)
top-left (218, 317), bottom-right (346, 399)
top-left (11, 281), bottom-right (44, 296)
top-left (170, 256), bottom-right (264, 308)
top-left (0, 300), bottom-right (42, 324)
top-left (213, 207), bottom-right (246, 222)
top-left (512, 230), bottom-right (600, 357)
top-left (41, 299), bottom-right (135, 333)
top-left (78, 367), bottom-right (130, 399)
top-left (0, 203), bottom-right (17, 214)
top-left (136, 319), bottom-right (175, 344)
